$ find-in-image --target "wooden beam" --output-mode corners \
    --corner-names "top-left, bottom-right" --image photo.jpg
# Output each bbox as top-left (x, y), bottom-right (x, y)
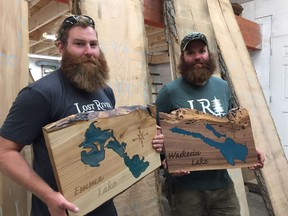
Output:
top-left (29, 0), bottom-right (42, 7)
top-left (145, 25), bottom-right (164, 36)
top-left (144, 0), bottom-right (164, 28)
top-left (29, 38), bottom-right (47, 48)
top-left (29, 16), bottom-right (64, 40)
top-left (29, 16), bottom-right (64, 51)
top-left (29, 0), bottom-right (69, 33)
top-left (148, 53), bottom-right (170, 65)
top-left (32, 41), bottom-right (56, 54)
top-left (1, 0), bottom-right (30, 214)
top-left (148, 42), bottom-right (168, 54)
top-left (236, 15), bottom-right (262, 51)
top-left (39, 48), bottom-right (61, 57)
top-left (144, 0), bottom-right (261, 52)
top-left (56, 0), bottom-right (69, 3)
top-left (147, 30), bottom-right (166, 46)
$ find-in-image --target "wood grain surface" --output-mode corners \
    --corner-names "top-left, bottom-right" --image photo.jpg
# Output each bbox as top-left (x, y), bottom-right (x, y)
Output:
top-left (43, 106), bottom-right (161, 216)
top-left (161, 108), bottom-right (257, 173)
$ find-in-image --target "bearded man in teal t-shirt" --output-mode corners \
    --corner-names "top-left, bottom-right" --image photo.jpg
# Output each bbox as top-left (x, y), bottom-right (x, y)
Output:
top-left (156, 32), bottom-right (265, 216)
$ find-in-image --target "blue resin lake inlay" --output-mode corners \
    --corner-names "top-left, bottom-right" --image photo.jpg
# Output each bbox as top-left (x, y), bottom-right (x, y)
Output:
top-left (170, 123), bottom-right (248, 166)
top-left (79, 123), bottom-right (149, 178)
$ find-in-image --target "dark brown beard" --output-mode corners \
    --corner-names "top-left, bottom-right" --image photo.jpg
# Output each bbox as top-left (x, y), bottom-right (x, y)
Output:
top-left (61, 50), bottom-right (109, 92)
top-left (178, 53), bottom-right (216, 85)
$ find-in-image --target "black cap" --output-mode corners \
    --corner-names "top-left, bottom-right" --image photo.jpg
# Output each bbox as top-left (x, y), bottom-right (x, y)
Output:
top-left (180, 32), bottom-right (208, 51)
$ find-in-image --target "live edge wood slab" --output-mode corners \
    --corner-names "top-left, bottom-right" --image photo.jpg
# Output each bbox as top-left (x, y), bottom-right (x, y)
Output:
top-left (42, 106), bottom-right (161, 216)
top-left (159, 107), bottom-right (258, 173)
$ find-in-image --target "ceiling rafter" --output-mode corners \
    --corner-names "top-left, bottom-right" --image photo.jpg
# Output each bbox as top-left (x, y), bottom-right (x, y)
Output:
top-left (29, 0), bottom-right (69, 33)
top-left (29, 16), bottom-right (64, 47)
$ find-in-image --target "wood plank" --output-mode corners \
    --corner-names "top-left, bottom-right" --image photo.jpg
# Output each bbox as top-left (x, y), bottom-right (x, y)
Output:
top-left (29, 0), bottom-right (43, 8)
top-left (0, 0), bottom-right (30, 215)
top-left (144, 0), bottom-right (165, 28)
top-left (29, 0), bottom-right (69, 33)
top-left (81, 0), bottom-right (151, 107)
top-left (145, 25), bottom-right (164, 36)
top-left (32, 42), bottom-right (57, 54)
top-left (160, 108), bottom-right (258, 173)
top-left (144, 0), bottom-right (260, 52)
top-left (147, 30), bottom-right (166, 46)
top-left (148, 53), bottom-right (170, 65)
top-left (29, 16), bottom-right (64, 43)
top-left (207, 0), bottom-right (288, 215)
top-left (43, 106), bottom-right (161, 216)
top-left (236, 15), bottom-right (262, 51)
top-left (77, 2), bottom-right (163, 214)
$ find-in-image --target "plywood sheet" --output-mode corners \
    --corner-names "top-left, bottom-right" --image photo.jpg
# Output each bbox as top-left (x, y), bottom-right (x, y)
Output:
top-left (207, 0), bottom-right (288, 215)
top-left (80, 0), bottom-right (151, 107)
top-left (43, 106), bottom-right (161, 216)
top-left (0, 0), bottom-right (29, 215)
top-left (79, 1), bottom-right (164, 215)
top-left (0, 2), bottom-right (29, 120)
top-left (160, 108), bottom-right (258, 173)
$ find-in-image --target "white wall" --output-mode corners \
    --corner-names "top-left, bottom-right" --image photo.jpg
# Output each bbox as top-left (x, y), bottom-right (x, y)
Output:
top-left (254, 0), bottom-right (288, 36)
top-left (241, 0), bottom-right (288, 102)
top-left (250, 15), bottom-right (272, 103)
top-left (240, 0), bottom-right (288, 156)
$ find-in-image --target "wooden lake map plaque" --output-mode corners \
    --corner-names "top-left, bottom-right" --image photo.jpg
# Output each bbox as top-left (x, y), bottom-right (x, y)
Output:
top-left (42, 106), bottom-right (161, 216)
top-left (160, 108), bottom-right (258, 173)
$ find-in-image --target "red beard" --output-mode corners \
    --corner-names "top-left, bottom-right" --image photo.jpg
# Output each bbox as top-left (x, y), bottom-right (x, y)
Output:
top-left (178, 53), bottom-right (216, 85)
top-left (61, 50), bottom-right (109, 92)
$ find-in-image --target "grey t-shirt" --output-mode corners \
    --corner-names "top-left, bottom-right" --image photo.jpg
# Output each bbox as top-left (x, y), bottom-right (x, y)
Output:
top-left (0, 69), bottom-right (117, 215)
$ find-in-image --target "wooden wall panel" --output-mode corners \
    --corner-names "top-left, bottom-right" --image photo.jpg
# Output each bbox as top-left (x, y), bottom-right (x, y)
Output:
top-left (0, 0), bottom-right (29, 215)
top-left (81, 0), bottom-right (152, 107)
top-left (79, 1), bottom-right (162, 215)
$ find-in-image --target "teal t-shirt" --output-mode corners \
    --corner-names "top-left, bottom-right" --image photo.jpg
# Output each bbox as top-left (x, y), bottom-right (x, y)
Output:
top-left (156, 76), bottom-right (232, 190)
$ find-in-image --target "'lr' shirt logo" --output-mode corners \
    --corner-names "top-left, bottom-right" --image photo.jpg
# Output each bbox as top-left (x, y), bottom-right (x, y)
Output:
top-left (187, 97), bottom-right (226, 117)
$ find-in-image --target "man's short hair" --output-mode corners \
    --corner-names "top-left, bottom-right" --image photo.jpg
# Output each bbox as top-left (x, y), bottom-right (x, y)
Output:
top-left (55, 15), bottom-right (96, 45)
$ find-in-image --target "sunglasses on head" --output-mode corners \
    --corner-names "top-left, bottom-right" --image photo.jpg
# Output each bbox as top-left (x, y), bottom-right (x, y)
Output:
top-left (59, 15), bottom-right (95, 40)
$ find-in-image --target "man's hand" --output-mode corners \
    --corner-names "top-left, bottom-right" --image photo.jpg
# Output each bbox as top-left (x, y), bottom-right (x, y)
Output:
top-left (171, 170), bottom-right (191, 177)
top-left (162, 159), bottom-right (190, 176)
top-left (46, 191), bottom-right (79, 216)
top-left (152, 125), bottom-right (164, 152)
top-left (249, 148), bottom-right (265, 170)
